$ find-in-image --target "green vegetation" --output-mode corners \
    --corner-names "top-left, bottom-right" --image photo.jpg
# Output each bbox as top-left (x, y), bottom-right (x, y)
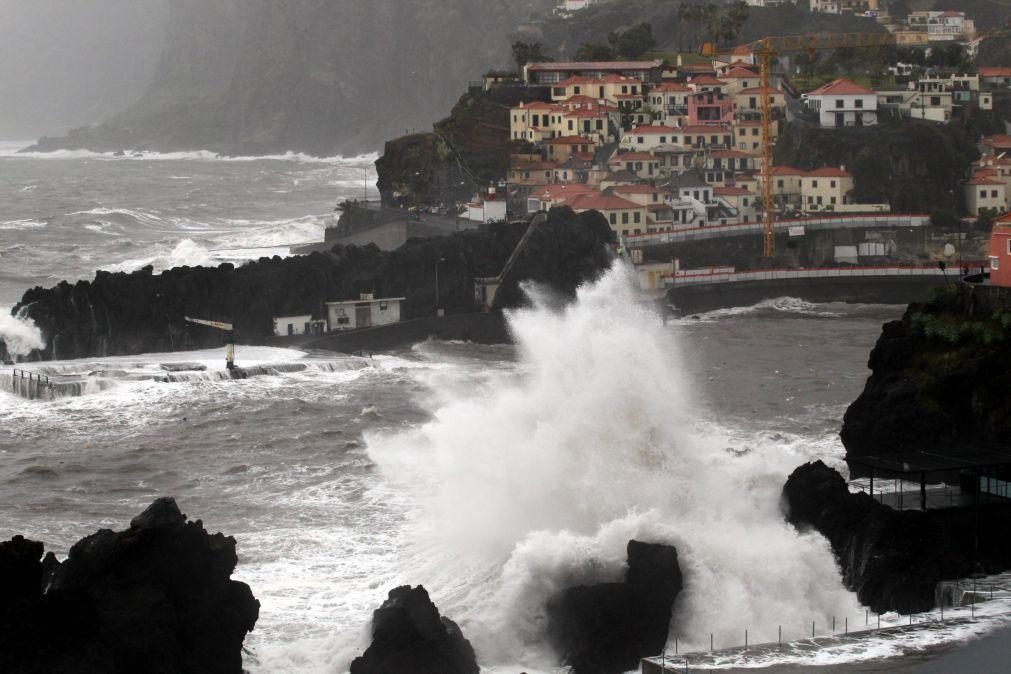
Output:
top-left (574, 22), bottom-right (657, 61)
top-left (511, 41), bottom-right (551, 70)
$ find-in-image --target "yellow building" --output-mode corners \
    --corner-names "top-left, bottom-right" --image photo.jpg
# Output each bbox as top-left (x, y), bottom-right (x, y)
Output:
top-left (800, 167), bottom-right (854, 212)
top-left (569, 193), bottom-right (650, 236)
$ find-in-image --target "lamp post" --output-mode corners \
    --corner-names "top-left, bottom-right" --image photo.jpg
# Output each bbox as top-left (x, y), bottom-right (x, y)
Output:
top-left (435, 257), bottom-right (446, 316)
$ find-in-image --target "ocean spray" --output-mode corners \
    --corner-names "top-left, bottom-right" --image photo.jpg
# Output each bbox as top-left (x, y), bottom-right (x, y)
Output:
top-left (364, 264), bottom-right (861, 669)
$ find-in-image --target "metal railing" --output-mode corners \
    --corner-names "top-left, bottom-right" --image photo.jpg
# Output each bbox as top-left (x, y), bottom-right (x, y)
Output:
top-left (663, 263), bottom-right (985, 289)
top-left (624, 214), bottom-right (931, 248)
top-left (11, 369), bottom-right (49, 386)
top-left (642, 584), bottom-right (1008, 673)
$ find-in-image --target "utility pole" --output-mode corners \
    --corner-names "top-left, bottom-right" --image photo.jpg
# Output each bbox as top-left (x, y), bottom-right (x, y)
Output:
top-left (435, 257), bottom-right (446, 316)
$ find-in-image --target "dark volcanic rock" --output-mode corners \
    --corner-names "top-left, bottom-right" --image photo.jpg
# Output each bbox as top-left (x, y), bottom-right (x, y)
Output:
top-left (350, 585), bottom-right (478, 674)
top-left (783, 461), bottom-right (1011, 614)
top-left (8, 208), bottom-right (613, 361)
top-left (0, 498), bottom-right (259, 674)
top-left (841, 285), bottom-right (1011, 459)
top-left (546, 540), bottom-right (682, 674)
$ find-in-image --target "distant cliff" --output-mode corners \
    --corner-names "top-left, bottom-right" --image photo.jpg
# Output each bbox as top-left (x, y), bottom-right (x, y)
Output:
top-left (842, 283), bottom-right (1011, 458)
top-left (9, 208), bottom-right (613, 361)
top-left (27, 0), bottom-right (553, 157)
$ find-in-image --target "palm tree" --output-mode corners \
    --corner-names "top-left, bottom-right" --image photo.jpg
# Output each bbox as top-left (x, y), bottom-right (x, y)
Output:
top-left (511, 41), bottom-right (551, 72)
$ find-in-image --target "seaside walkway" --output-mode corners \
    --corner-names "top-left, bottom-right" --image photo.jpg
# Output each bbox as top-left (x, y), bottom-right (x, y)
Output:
top-left (624, 214), bottom-right (929, 248)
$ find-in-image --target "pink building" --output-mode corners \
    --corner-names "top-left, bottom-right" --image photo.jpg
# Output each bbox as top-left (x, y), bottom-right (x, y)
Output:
top-left (687, 90), bottom-right (734, 126)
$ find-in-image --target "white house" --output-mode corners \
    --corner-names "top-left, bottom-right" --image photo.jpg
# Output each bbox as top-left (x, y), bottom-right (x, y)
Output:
top-left (465, 186), bottom-right (508, 223)
top-left (326, 295), bottom-right (405, 332)
top-left (805, 78), bottom-right (878, 128)
top-left (273, 314), bottom-right (313, 337)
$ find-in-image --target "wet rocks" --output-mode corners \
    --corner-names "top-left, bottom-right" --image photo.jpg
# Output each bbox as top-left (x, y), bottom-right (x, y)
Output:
top-left (350, 585), bottom-right (478, 674)
top-left (783, 460), bottom-right (1011, 614)
top-left (0, 498), bottom-right (259, 673)
top-left (546, 540), bottom-right (683, 674)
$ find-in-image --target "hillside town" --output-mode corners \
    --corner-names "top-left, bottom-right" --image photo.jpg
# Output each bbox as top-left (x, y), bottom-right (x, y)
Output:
top-left (464, 8), bottom-right (1010, 243)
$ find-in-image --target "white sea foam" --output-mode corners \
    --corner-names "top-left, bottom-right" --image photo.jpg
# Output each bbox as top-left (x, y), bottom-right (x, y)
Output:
top-left (686, 297), bottom-right (845, 322)
top-left (0, 306), bottom-right (46, 357)
top-left (0, 143), bottom-right (377, 165)
top-left (0, 219), bottom-right (46, 230)
top-left (363, 265), bottom-right (862, 670)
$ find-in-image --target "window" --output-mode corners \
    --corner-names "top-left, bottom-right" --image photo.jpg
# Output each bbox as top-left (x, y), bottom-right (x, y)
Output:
top-left (981, 190), bottom-right (987, 198)
top-left (380, 302), bottom-right (389, 311)
top-left (1007, 239), bottom-right (1011, 256)
top-left (812, 180), bottom-right (818, 188)
top-left (777, 180), bottom-right (784, 188)
top-left (574, 86), bottom-right (581, 95)
top-left (993, 190), bottom-right (999, 198)
top-left (622, 85), bottom-right (628, 94)
top-left (596, 120), bottom-right (603, 130)
top-left (637, 136), bottom-right (644, 144)
top-left (855, 99), bottom-right (864, 108)
top-left (931, 96), bottom-right (941, 106)
top-left (751, 128), bottom-right (758, 136)
top-left (830, 180), bottom-right (836, 188)
top-left (660, 136), bottom-right (667, 143)
top-left (835, 99), bottom-right (844, 108)
top-left (831, 197), bottom-right (837, 204)
top-left (622, 212), bottom-right (629, 224)
top-left (992, 256), bottom-right (1000, 271)
top-left (568, 120), bottom-right (574, 131)
top-left (634, 212), bottom-right (641, 224)
top-left (553, 88), bottom-right (565, 97)
top-left (337, 316), bottom-right (350, 325)
top-left (609, 213), bottom-right (617, 225)
top-left (634, 228), bottom-right (641, 234)
top-left (817, 196), bottom-right (823, 205)
top-left (532, 114), bottom-right (540, 126)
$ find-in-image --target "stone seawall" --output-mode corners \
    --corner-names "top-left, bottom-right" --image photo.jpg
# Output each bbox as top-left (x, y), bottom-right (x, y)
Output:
top-left (669, 276), bottom-right (950, 315)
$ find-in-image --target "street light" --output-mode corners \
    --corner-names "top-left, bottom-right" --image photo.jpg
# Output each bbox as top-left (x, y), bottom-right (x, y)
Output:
top-left (434, 257), bottom-right (446, 316)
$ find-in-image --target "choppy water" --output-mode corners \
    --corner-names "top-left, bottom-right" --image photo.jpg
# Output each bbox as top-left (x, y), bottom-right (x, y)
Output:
top-left (2, 151), bottom-right (1009, 673)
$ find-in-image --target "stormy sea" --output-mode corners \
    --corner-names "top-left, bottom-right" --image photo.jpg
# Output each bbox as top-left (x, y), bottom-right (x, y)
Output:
top-left (2, 144), bottom-right (1010, 673)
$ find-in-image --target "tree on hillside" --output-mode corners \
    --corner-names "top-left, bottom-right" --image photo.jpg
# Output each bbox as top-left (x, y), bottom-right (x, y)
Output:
top-left (511, 41), bottom-right (551, 71)
top-left (677, 3), bottom-right (709, 52)
top-left (608, 22), bottom-right (657, 59)
top-left (575, 42), bottom-right (616, 61)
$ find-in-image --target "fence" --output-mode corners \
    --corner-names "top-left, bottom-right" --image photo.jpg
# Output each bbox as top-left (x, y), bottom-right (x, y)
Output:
top-left (663, 264), bottom-right (983, 289)
top-left (623, 214), bottom-right (931, 248)
top-left (11, 369), bottom-right (49, 386)
top-left (642, 580), bottom-right (1007, 673)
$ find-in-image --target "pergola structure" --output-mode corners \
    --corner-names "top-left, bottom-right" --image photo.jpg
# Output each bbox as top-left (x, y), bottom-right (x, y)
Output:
top-left (847, 447), bottom-right (1011, 511)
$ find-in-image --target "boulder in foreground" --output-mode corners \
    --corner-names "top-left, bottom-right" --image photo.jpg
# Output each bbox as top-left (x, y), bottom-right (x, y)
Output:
top-left (546, 539), bottom-right (683, 674)
top-left (350, 584), bottom-right (478, 674)
top-left (0, 497), bottom-right (259, 673)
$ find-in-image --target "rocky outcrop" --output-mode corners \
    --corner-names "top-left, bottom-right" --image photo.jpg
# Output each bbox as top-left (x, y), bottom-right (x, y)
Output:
top-left (841, 284), bottom-right (1011, 459)
top-left (26, 0), bottom-right (554, 156)
top-left (783, 461), bottom-right (1011, 614)
top-left (350, 585), bottom-right (478, 674)
top-left (546, 540), bottom-right (682, 674)
top-left (0, 498), bottom-right (259, 673)
top-left (8, 207), bottom-right (613, 361)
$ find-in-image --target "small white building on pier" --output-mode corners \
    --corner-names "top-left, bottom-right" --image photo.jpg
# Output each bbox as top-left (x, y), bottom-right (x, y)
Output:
top-left (326, 295), bottom-right (405, 332)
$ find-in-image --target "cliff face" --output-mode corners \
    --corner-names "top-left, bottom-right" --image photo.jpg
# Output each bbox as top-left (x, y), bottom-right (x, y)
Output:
top-left (9, 207), bottom-right (613, 361)
top-left (842, 284), bottom-right (1011, 458)
top-left (28, 0), bottom-right (553, 156)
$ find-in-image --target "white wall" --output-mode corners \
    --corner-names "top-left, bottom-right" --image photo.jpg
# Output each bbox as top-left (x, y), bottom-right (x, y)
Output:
top-left (273, 315), bottom-right (312, 337)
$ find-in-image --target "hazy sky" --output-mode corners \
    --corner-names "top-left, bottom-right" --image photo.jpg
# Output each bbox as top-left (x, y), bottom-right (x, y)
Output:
top-left (0, 0), bottom-right (168, 139)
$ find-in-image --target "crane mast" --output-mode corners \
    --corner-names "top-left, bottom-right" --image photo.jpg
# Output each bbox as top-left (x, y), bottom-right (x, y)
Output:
top-left (185, 316), bottom-right (236, 370)
top-left (703, 32), bottom-right (898, 258)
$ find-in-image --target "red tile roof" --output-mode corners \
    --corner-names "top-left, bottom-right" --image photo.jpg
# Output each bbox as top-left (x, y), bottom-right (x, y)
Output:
top-left (982, 134), bottom-right (1011, 149)
top-left (689, 75), bottom-right (727, 86)
top-left (654, 83), bottom-right (691, 93)
top-left (612, 184), bottom-right (665, 195)
top-left (531, 183), bottom-right (595, 200)
top-left (628, 125), bottom-right (676, 135)
top-left (980, 67), bottom-right (1011, 78)
top-left (964, 176), bottom-right (1004, 186)
top-left (569, 194), bottom-right (643, 211)
top-left (806, 167), bottom-right (852, 178)
top-left (680, 124), bottom-right (732, 133)
top-left (721, 67), bottom-right (759, 79)
top-left (714, 186), bottom-right (752, 196)
top-left (807, 78), bottom-right (874, 96)
top-left (769, 166), bottom-right (806, 176)
top-left (738, 86), bottom-right (783, 95)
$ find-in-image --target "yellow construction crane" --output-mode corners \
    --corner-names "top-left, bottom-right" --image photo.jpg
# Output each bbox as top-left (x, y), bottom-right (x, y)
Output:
top-left (185, 316), bottom-right (236, 370)
top-left (703, 32), bottom-right (897, 256)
